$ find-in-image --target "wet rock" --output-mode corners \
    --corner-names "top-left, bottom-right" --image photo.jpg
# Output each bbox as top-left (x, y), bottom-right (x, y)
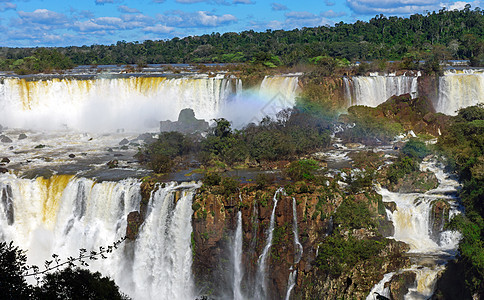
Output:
top-left (18, 133), bottom-right (27, 140)
top-left (0, 135), bottom-right (12, 143)
top-left (1, 157), bottom-right (10, 164)
top-left (107, 160), bottom-right (118, 168)
top-left (120, 145), bottom-right (129, 150)
top-left (1, 185), bottom-right (14, 225)
top-left (390, 171), bottom-right (438, 193)
top-left (389, 271), bottom-right (416, 300)
top-left (384, 201), bottom-right (397, 212)
top-left (8, 146), bottom-right (13, 150)
top-left (0, 167), bottom-right (8, 173)
top-left (134, 133), bottom-right (157, 144)
top-left (107, 148), bottom-right (113, 152)
top-left (119, 138), bottom-right (129, 145)
top-left (68, 154), bottom-right (76, 158)
top-left (160, 108), bottom-right (209, 134)
top-left (126, 211), bottom-right (142, 240)
top-left (34, 144), bottom-right (46, 149)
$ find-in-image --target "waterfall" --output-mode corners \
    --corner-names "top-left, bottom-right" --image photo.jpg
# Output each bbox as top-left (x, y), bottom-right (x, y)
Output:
top-left (367, 160), bottom-right (461, 299)
top-left (0, 173), bottom-right (199, 300)
top-left (365, 272), bottom-right (394, 300)
top-left (346, 74), bottom-right (418, 107)
top-left (232, 197), bottom-right (244, 300)
top-left (291, 197), bottom-right (303, 264)
top-left (284, 269), bottom-right (297, 300)
top-left (131, 182), bottom-right (198, 300)
top-left (284, 197), bottom-right (302, 300)
top-left (254, 187), bottom-right (284, 299)
top-left (0, 75), bottom-right (237, 131)
top-left (436, 69), bottom-right (484, 115)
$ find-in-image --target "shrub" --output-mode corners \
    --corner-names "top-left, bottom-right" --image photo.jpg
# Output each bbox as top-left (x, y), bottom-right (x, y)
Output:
top-left (286, 159), bottom-right (319, 181)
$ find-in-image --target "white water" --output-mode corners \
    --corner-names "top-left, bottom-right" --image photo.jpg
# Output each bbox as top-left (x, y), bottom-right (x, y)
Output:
top-left (291, 197), bottom-right (303, 264)
top-left (254, 187), bottom-right (284, 300)
top-left (346, 74), bottom-right (418, 107)
top-left (284, 269), bottom-right (297, 300)
top-left (284, 197), bottom-right (303, 300)
top-left (437, 69), bottom-right (484, 115)
top-left (368, 161), bottom-right (461, 299)
top-left (0, 173), bottom-right (199, 300)
top-left (233, 210), bottom-right (244, 300)
top-left (0, 75), bottom-right (235, 131)
top-left (366, 272), bottom-right (394, 300)
top-left (0, 74), bottom-right (300, 132)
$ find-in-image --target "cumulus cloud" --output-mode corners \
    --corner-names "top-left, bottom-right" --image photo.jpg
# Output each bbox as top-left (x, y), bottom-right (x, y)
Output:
top-left (118, 5), bottom-right (140, 14)
top-left (271, 2), bottom-right (288, 11)
top-left (252, 10), bottom-right (331, 30)
top-left (0, 2), bottom-right (15, 12)
top-left (18, 9), bottom-right (68, 25)
top-left (157, 10), bottom-right (237, 27)
top-left (447, 1), bottom-right (481, 10)
top-left (345, 0), bottom-right (471, 14)
top-left (95, 0), bottom-right (114, 5)
top-left (321, 10), bottom-right (347, 18)
top-left (144, 24), bottom-right (174, 33)
top-left (325, 0), bottom-right (335, 6)
top-left (233, 0), bottom-right (255, 4)
top-left (175, 0), bottom-right (230, 4)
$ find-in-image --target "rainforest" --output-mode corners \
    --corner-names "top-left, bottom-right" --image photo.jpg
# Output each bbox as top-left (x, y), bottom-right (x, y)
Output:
top-left (0, 5), bottom-right (483, 300)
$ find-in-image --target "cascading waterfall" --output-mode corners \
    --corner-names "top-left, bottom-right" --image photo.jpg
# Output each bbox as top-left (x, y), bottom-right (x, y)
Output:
top-left (130, 182), bottom-right (199, 300)
top-left (0, 173), bottom-right (199, 300)
top-left (233, 211), bottom-right (244, 300)
top-left (345, 74), bottom-right (418, 107)
top-left (254, 187), bottom-right (284, 300)
top-left (0, 75), bottom-right (237, 131)
top-left (436, 69), bottom-right (484, 115)
top-left (284, 197), bottom-right (303, 300)
top-left (367, 160), bottom-right (461, 299)
top-left (232, 193), bottom-right (244, 300)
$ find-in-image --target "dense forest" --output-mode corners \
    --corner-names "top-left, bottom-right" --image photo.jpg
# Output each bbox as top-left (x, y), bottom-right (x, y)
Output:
top-left (0, 6), bottom-right (482, 74)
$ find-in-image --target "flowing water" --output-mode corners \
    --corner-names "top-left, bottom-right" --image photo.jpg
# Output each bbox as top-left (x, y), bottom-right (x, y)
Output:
top-left (254, 187), bottom-right (284, 300)
top-left (436, 69), bottom-right (484, 115)
top-left (345, 73), bottom-right (419, 107)
top-left (367, 160), bottom-right (462, 299)
top-left (233, 209), bottom-right (244, 300)
top-left (0, 174), bottom-right (199, 299)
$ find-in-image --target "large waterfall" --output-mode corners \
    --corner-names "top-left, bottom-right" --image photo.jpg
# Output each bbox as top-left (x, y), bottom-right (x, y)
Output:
top-left (0, 74), bottom-right (300, 131)
top-left (345, 70), bottom-right (484, 114)
top-left (367, 160), bottom-right (461, 299)
top-left (436, 69), bottom-right (484, 115)
top-left (345, 74), bottom-right (419, 107)
top-left (0, 174), bottom-right (199, 300)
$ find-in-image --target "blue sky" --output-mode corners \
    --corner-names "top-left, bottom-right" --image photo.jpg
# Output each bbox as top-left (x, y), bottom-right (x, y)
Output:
top-left (0, 0), bottom-right (480, 47)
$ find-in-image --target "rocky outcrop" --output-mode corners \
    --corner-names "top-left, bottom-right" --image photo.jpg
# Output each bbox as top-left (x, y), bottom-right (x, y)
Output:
top-left (126, 211), bottom-right (142, 240)
top-left (388, 170), bottom-right (439, 193)
top-left (389, 271), bottom-right (417, 300)
top-left (0, 135), bottom-right (12, 143)
top-left (160, 108), bottom-right (209, 134)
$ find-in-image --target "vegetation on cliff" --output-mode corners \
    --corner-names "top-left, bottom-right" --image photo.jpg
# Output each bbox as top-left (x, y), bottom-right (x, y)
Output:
top-left (436, 104), bottom-right (484, 297)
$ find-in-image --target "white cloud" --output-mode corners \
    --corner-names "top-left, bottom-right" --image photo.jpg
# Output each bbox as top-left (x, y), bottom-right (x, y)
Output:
top-left (0, 2), bottom-right (15, 12)
top-left (345, 0), bottom-right (478, 14)
top-left (447, 1), bottom-right (481, 10)
top-left (321, 10), bottom-right (347, 18)
top-left (18, 9), bottom-right (67, 25)
top-left (95, 0), bottom-right (114, 5)
top-left (144, 24), bottom-right (174, 33)
top-left (285, 11), bottom-right (317, 19)
top-left (157, 10), bottom-right (237, 27)
top-left (118, 5), bottom-right (140, 14)
top-left (233, 0), bottom-right (255, 4)
top-left (271, 2), bottom-right (288, 11)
